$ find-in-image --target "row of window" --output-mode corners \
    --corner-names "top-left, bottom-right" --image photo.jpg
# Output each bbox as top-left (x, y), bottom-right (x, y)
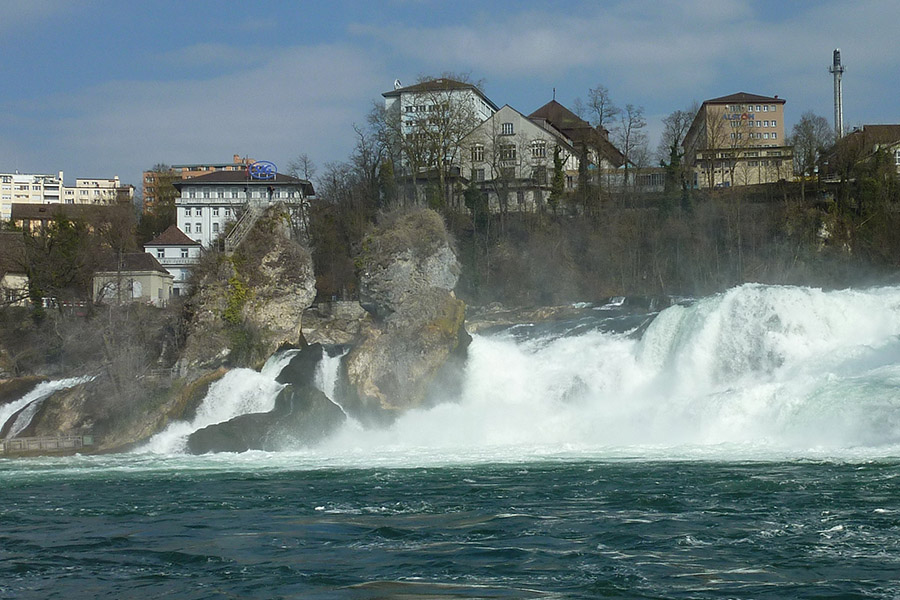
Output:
top-left (157, 248), bottom-right (191, 259)
top-left (183, 222), bottom-right (221, 234)
top-left (726, 104), bottom-right (778, 113)
top-left (470, 140), bottom-right (547, 162)
top-left (183, 206), bottom-right (232, 217)
top-left (184, 189), bottom-right (301, 199)
top-left (471, 167), bottom-right (552, 183)
top-left (730, 132), bottom-right (778, 140)
top-left (404, 102), bottom-right (450, 113)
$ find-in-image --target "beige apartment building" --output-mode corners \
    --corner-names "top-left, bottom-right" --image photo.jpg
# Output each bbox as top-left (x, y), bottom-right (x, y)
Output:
top-left (683, 92), bottom-right (793, 188)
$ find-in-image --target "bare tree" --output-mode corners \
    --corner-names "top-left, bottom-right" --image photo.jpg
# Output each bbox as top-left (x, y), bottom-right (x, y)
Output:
top-left (585, 84), bottom-right (621, 131)
top-left (287, 153), bottom-right (317, 181)
top-left (790, 111), bottom-right (834, 202)
top-left (614, 104), bottom-right (647, 188)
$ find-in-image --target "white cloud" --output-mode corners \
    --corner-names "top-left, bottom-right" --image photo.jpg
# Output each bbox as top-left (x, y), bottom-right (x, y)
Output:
top-left (4, 43), bottom-right (386, 187)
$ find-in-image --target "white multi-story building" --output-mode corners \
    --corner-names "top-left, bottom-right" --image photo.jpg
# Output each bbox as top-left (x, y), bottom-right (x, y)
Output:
top-left (1, 171), bottom-right (133, 222)
top-left (0, 171), bottom-right (62, 222)
top-left (62, 176), bottom-right (134, 206)
top-left (173, 167), bottom-right (315, 248)
top-left (382, 77), bottom-right (498, 136)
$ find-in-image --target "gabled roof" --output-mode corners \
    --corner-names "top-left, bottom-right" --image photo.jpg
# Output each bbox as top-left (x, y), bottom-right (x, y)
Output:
top-left (0, 231), bottom-right (27, 275)
top-left (145, 224), bottom-right (200, 247)
top-left (704, 92), bottom-right (785, 105)
top-left (96, 252), bottom-right (170, 275)
top-left (529, 100), bottom-right (594, 134)
top-left (383, 77), bottom-right (499, 110)
top-left (529, 100), bottom-right (626, 167)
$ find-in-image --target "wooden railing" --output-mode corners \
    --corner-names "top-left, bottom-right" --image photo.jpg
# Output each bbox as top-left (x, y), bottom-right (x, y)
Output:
top-left (1, 435), bottom-right (94, 455)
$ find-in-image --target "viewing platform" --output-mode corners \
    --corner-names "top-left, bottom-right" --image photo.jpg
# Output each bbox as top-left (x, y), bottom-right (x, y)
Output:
top-left (1, 435), bottom-right (94, 456)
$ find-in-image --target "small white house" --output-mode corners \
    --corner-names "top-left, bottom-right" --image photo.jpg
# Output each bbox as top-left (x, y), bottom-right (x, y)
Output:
top-left (143, 224), bottom-right (202, 297)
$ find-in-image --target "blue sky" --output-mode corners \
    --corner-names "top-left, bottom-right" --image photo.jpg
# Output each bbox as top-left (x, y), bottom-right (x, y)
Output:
top-left (2, 0), bottom-right (898, 192)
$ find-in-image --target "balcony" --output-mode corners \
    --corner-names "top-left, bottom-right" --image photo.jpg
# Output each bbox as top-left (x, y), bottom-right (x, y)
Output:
top-left (157, 256), bottom-right (199, 266)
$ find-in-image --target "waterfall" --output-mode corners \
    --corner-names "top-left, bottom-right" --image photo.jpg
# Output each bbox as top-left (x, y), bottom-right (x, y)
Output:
top-left (320, 284), bottom-right (900, 454)
top-left (141, 350), bottom-right (298, 453)
top-left (1, 377), bottom-right (93, 439)
top-left (314, 346), bottom-right (350, 415)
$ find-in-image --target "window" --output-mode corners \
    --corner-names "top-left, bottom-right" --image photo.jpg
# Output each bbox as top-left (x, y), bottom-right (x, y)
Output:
top-left (763, 105), bottom-right (768, 112)
top-left (516, 190), bottom-right (525, 205)
top-left (566, 175), bottom-right (575, 189)
top-left (203, 190), bottom-right (210, 198)
top-left (213, 222), bottom-right (219, 233)
top-left (763, 133), bottom-right (769, 139)
top-left (184, 223), bottom-right (191, 233)
top-left (472, 168), bottom-right (485, 182)
top-left (195, 222), bottom-right (202, 233)
top-left (156, 249), bottom-right (164, 258)
top-left (225, 208), bottom-right (232, 217)
top-left (213, 207), bottom-right (219, 216)
top-left (471, 145), bottom-right (484, 162)
top-left (217, 189), bottom-right (224, 198)
top-left (196, 207), bottom-right (202, 216)
top-left (772, 120), bottom-right (777, 127)
top-left (181, 248), bottom-right (188, 258)
top-left (532, 168), bottom-right (548, 184)
top-left (185, 207), bottom-right (191, 216)
top-left (531, 140), bottom-right (546, 158)
top-left (895, 149), bottom-right (900, 165)
top-left (501, 122), bottom-right (514, 135)
top-left (499, 144), bottom-right (516, 161)
top-left (772, 132), bottom-right (777, 139)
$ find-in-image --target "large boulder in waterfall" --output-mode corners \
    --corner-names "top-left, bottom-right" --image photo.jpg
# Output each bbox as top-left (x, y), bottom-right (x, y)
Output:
top-left (186, 384), bottom-right (344, 453)
top-left (342, 209), bottom-right (470, 421)
top-left (180, 206), bottom-right (316, 372)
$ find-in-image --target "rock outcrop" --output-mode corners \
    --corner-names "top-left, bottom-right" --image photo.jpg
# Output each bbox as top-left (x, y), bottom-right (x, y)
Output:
top-left (186, 344), bottom-right (345, 453)
top-left (341, 209), bottom-right (470, 422)
top-left (179, 206), bottom-right (316, 373)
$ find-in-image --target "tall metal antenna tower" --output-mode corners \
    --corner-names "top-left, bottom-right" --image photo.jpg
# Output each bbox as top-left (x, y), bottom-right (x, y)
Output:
top-left (829, 48), bottom-right (845, 138)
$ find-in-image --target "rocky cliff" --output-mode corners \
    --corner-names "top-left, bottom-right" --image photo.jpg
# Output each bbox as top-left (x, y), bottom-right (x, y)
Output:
top-left (179, 206), bottom-right (316, 373)
top-left (340, 209), bottom-right (470, 423)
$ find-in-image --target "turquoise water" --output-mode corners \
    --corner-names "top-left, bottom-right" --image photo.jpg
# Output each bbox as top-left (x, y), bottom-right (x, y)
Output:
top-left (2, 456), bottom-right (899, 599)
top-left (4, 284), bottom-right (900, 598)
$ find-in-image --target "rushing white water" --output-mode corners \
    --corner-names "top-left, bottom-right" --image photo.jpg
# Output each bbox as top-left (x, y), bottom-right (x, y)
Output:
top-left (319, 284), bottom-right (900, 455)
top-left (315, 346), bottom-right (350, 415)
top-left (135, 284), bottom-right (900, 460)
top-left (1, 377), bottom-right (93, 439)
top-left (141, 351), bottom-right (297, 453)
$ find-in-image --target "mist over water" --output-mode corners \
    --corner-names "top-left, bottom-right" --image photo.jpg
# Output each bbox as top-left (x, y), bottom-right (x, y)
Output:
top-left (137, 283), bottom-right (900, 463)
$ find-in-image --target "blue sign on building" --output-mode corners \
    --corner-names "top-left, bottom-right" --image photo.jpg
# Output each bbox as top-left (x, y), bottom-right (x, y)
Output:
top-left (248, 161), bottom-right (277, 180)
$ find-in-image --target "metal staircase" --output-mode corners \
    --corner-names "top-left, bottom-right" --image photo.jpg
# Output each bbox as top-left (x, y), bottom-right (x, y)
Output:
top-left (224, 202), bottom-right (264, 253)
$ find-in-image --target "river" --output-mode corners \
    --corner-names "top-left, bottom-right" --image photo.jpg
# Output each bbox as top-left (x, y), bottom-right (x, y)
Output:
top-left (2, 283), bottom-right (900, 598)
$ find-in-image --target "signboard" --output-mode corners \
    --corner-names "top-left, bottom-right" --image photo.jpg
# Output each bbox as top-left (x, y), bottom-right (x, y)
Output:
top-left (248, 161), bottom-right (277, 180)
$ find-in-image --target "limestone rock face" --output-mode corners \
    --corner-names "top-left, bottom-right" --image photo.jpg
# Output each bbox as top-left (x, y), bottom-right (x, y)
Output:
top-left (343, 209), bottom-right (470, 421)
top-left (179, 207), bottom-right (316, 373)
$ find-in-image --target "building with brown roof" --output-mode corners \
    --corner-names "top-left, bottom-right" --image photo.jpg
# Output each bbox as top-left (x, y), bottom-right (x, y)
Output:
top-left (92, 252), bottom-right (174, 307)
top-left (172, 168), bottom-right (315, 248)
top-left (142, 155), bottom-right (256, 214)
top-left (143, 224), bottom-right (201, 297)
top-left (684, 92), bottom-right (793, 188)
top-left (821, 124), bottom-right (900, 179)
